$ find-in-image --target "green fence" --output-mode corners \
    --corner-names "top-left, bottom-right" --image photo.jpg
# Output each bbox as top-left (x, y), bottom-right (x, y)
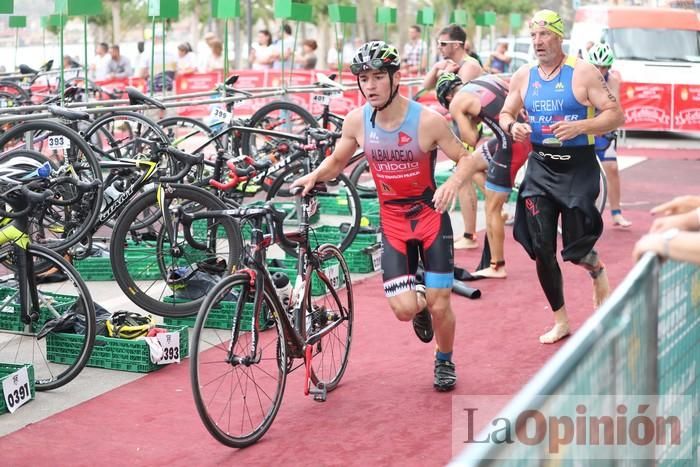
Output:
top-left (451, 255), bottom-right (699, 465)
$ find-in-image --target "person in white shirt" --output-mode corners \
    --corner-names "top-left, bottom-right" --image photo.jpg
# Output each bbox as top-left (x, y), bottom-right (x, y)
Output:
top-left (250, 30), bottom-right (275, 70)
top-left (90, 43), bottom-right (111, 81)
top-left (176, 42), bottom-right (198, 75)
top-left (202, 39), bottom-right (224, 72)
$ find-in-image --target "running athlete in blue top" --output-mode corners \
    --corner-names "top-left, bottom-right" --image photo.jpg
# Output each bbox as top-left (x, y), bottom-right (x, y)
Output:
top-left (293, 41), bottom-right (472, 391)
top-left (499, 10), bottom-right (625, 344)
top-left (588, 42), bottom-right (632, 228)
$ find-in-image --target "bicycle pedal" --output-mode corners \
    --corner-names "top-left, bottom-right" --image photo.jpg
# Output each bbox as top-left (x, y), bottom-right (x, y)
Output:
top-left (309, 382), bottom-right (327, 402)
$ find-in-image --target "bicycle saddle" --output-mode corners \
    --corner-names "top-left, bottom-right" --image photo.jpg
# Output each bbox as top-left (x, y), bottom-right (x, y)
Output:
top-left (47, 105), bottom-right (91, 121)
top-left (126, 87), bottom-right (166, 109)
top-left (19, 64), bottom-right (38, 75)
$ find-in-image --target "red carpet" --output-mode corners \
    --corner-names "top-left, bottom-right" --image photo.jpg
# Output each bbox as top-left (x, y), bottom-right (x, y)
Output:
top-left (0, 154), bottom-right (687, 466)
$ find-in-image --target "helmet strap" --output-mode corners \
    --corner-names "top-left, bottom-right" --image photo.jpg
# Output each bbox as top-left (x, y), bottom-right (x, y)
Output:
top-left (368, 70), bottom-right (400, 128)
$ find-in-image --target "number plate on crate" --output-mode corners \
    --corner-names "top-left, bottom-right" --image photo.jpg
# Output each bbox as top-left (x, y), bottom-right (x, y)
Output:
top-left (324, 264), bottom-right (340, 289)
top-left (2, 366), bottom-right (30, 413)
top-left (146, 331), bottom-right (181, 364)
top-left (47, 135), bottom-right (71, 150)
top-left (371, 248), bottom-right (382, 271)
top-left (210, 107), bottom-right (232, 125)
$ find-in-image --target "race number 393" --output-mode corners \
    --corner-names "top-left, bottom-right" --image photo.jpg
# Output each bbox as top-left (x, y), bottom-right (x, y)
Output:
top-left (157, 331), bottom-right (181, 365)
top-left (47, 134), bottom-right (71, 150)
top-left (2, 366), bottom-right (31, 413)
top-left (324, 264), bottom-right (340, 289)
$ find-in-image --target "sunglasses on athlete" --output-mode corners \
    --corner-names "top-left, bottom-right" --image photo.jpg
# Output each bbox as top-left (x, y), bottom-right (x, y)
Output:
top-left (529, 18), bottom-right (562, 28)
top-left (350, 58), bottom-right (393, 75)
top-left (436, 40), bottom-right (464, 47)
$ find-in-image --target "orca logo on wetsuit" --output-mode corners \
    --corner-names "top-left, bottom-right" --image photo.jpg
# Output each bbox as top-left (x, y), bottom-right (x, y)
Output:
top-left (538, 151), bottom-right (572, 161)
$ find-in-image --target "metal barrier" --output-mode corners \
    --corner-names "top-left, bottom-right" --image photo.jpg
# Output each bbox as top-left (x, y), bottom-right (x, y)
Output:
top-left (450, 254), bottom-right (699, 465)
top-left (0, 77), bottom-right (424, 125)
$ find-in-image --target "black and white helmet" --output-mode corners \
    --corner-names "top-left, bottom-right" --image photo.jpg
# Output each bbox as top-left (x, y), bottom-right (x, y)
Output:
top-left (350, 41), bottom-right (401, 75)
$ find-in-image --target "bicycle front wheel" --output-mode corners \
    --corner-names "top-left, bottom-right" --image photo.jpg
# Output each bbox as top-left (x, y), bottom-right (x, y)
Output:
top-left (190, 273), bottom-right (287, 448)
top-left (304, 244), bottom-right (353, 391)
top-left (0, 244), bottom-right (96, 390)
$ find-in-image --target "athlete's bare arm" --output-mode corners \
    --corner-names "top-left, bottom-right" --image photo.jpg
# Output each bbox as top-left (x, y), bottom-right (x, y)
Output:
top-left (551, 60), bottom-right (625, 141)
top-left (423, 59), bottom-right (460, 90)
top-left (499, 64), bottom-right (532, 142)
top-left (291, 108), bottom-right (361, 195)
top-left (449, 92), bottom-right (481, 147)
top-left (422, 111), bottom-right (472, 212)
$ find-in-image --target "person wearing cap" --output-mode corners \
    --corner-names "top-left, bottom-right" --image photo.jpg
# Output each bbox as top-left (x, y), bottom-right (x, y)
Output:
top-left (499, 10), bottom-right (624, 344)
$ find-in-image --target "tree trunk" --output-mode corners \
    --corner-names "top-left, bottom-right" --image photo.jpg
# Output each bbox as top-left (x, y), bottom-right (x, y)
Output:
top-left (111, 0), bottom-right (121, 44)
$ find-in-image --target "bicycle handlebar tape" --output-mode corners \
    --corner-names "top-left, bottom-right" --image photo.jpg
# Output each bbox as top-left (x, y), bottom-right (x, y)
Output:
top-left (452, 280), bottom-right (481, 299)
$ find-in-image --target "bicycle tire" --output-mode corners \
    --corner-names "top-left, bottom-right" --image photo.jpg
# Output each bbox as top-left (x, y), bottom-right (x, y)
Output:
top-left (109, 184), bottom-right (242, 317)
top-left (266, 165), bottom-right (362, 257)
top-left (348, 157), bottom-right (377, 196)
top-left (83, 110), bottom-right (170, 162)
top-left (0, 243), bottom-right (96, 391)
top-left (0, 121), bottom-right (103, 252)
top-left (0, 80), bottom-right (31, 103)
top-left (190, 272), bottom-right (287, 448)
top-left (241, 100), bottom-right (318, 158)
top-left (304, 244), bottom-right (353, 391)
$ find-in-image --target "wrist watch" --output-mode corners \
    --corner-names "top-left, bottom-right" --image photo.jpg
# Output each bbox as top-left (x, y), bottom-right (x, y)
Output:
top-left (507, 121), bottom-right (516, 135)
top-left (661, 228), bottom-right (680, 258)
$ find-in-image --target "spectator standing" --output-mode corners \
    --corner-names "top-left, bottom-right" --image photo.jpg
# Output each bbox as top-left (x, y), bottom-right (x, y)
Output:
top-left (176, 42), bottom-right (198, 75)
top-left (273, 23), bottom-right (295, 70)
top-left (107, 45), bottom-right (133, 79)
top-left (90, 42), bottom-right (111, 80)
top-left (202, 39), bottom-right (224, 72)
top-left (133, 41), bottom-right (149, 78)
top-left (250, 30), bottom-right (275, 70)
top-left (487, 40), bottom-right (511, 74)
top-left (296, 39), bottom-right (318, 70)
top-left (403, 25), bottom-right (428, 75)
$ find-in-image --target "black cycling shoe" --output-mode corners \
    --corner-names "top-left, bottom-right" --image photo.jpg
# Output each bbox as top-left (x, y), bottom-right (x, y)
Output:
top-left (434, 359), bottom-right (457, 392)
top-left (412, 284), bottom-right (433, 343)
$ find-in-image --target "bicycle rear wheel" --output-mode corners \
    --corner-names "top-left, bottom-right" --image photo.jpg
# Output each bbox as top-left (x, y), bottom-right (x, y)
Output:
top-left (190, 273), bottom-right (287, 448)
top-left (304, 244), bottom-right (353, 391)
top-left (0, 244), bottom-right (96, 390)
top-left (110, 184), bottom-right (242, 317)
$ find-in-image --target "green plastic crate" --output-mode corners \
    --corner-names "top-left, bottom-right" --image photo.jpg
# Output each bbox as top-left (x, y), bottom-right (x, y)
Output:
top-left (46, 324), bottom-right (189, 373)
top-left (0, 363), bottom-right (35, 415)
top-left (316, 191), bottom-right (359, 216)
top-left (163, 299), bottom-right (270, 331)
top-left (0, 288), bottom-right (77, 332)
top-left (345, 243), bottom-right (382, 273)
top-left (74, 256), bottom-right (114, 281)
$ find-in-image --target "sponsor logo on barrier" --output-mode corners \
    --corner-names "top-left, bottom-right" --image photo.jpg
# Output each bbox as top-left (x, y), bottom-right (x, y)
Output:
top-left (625, 107), bottom-right (671, 124)
top-left (451, 395), bottom-right (693, 460)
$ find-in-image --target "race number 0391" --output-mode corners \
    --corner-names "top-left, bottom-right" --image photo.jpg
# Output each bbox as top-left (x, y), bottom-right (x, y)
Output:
top-left (2, 366), bottom-right (31, 413)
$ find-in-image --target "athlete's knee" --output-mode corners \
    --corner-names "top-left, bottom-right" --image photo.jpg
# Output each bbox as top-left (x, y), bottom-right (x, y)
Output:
top-left (603, 161), bottom-right (619, 176)
top-left (426, 291), bottom-right (452, 320)
top-left (389, 299), bottom-right (421, 321)
top-left (573, 249), bottom-right (605, 278)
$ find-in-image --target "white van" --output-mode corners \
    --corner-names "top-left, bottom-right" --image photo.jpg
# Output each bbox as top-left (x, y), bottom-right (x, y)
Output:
top-left (570, 5), bottom-right (700, 84)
